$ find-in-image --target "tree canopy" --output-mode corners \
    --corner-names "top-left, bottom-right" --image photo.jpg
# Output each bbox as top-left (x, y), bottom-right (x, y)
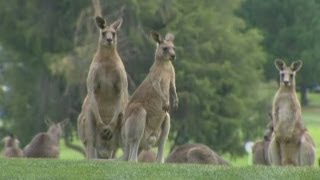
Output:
top-left (241, 0), bottom-right (320, 105)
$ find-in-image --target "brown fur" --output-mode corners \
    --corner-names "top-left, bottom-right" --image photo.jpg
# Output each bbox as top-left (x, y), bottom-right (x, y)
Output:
top-left (2, 134), bottom-right (23, 158)
top-left (252, 120), bottom-right (273, 165)
top-left (77, 16), bottom-right (128, 159)
top-left (138, 150), bottom-right (156, 163)
top-left (121, 31), bottom-right (178, 162)
top-left (23, 120), bottom-right (67, 158)
top-left (165, 144), bottom-right (230, 165)
top-left (268, 59), bottom-right (315, 166)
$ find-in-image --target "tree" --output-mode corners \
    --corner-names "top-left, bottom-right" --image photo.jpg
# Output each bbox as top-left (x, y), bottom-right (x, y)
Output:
top-left (0, 0), bottom-right (89, 145)
top-left (164, 0), bottom-right (269, 155)
top-left (241, 0), bottom-right (320, 106)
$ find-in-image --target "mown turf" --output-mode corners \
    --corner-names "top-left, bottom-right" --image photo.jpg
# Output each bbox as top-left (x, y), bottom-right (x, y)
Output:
top-left (0, 158), bottom-right (319, 180)
top-left (59, 140), bottom-right (84, 160)
top-left (2, 94), bottom-right (319, 179)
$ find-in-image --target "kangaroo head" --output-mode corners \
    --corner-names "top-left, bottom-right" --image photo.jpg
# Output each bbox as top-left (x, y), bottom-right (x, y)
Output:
top-left (151, 31), bottom-right (176, 62)
top-left (95, 16), bottom-right (122, 48)
top-left (263, 122), bottom-right (273, 141)
top-left (3, 134), bottom-right (19, 148)
top-left (275, 59), bottom-right (302, 87)
top-left (46, 119), bottom-right (69, 142)
top-left (47, 123), bottom-right (63, 139)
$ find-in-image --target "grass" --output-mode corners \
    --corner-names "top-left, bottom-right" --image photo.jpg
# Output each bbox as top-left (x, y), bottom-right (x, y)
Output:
top-left (0, 158), bottom-right (319, 180)
top-left (1, 93), bottom-right (320, 179)
top-left (59, 139), bottom-right (84, 160)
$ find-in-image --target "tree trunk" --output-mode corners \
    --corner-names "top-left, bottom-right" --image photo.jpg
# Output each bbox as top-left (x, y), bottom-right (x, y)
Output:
top-left (91, 0), bottom-right (102, 16)
top-left (300, 84), bottom-right (309, 106)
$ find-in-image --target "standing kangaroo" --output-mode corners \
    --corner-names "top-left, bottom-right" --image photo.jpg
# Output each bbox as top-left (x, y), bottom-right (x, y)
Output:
top-left (23, 120), bottom-right (68, 158)
top-left (166, 144), bottom-right (230, 165)
top-left (121, 31), bottom-right (178, 163)
top-left (268, 59), bottom-right (315, 166)
top-left (77, 16), bottom-right (128, 159)
top-left (252, 121), bottom-right (273, 165)
top-left (2, 134), bottom-right (23, 158)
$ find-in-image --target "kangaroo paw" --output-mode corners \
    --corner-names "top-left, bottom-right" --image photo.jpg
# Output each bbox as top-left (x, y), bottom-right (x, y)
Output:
top-left (100, 125), bottom-right (113, 140)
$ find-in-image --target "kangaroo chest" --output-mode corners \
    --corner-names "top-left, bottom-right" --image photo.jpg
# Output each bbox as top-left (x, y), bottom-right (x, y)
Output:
top-left (278, 99), bottom-right (295, 122)
top-left (145, 70), bottom-right (171, 122)
top-left (93, 59), bottom-right (126, 120)
top-left (98, 62), bottom-right (121, 90)
top-left (274, 95), bottom-right (300, 138)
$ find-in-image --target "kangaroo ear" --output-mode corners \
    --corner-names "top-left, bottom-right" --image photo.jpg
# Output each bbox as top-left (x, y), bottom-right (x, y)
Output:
top-left (59, 118), bottom-right (69, 128)
top-left (274, 59), bottom-right (286, 71)
top-left (165, 33), bottom-right (175, 42)
top-left (44, 116), bottom-right (53, 126)
top-left (9, 133), bottom-right (14, 138)
top-left (111, 18), bottom-right (123, 31)
top-left (150, 30), bottom-right (162, 44)
top-left (291, 60), bottom-right (302, 72)
top-left (95, 16), bottom-right (106, 29)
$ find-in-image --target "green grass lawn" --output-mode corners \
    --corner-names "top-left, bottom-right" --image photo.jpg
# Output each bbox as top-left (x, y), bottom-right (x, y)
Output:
top-left (0, 158), bottom-right (319, 180)
top-left (2, 93), bottom-right (320, 179)
top-left (59, 139), bottom-right (84, 160)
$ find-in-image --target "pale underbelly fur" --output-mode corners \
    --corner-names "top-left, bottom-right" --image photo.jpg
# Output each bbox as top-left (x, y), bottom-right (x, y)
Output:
top-left (276, 102), bottom-right (295, 137)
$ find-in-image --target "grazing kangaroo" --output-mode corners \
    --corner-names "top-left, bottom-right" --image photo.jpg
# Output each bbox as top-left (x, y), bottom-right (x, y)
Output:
top-left (23, 120), bottom-right (68, 158)
top-left (121, 31), bottom-right (178, 163)
top-left (268, 59), bottom-right (316, 166)
top-left (138, 150), bottom-right (156, 163)
top-left (166, 144), bottom-right (230, 165)
top-left (252, 121), bottom-right (273, 165)
top-left (77, 16), bottom-right (128, 159)
top-left (2, 134), bottom-right (23, 158)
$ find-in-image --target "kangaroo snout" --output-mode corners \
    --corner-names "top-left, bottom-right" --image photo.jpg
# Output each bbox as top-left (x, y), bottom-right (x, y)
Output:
top-left (106, 38), bottom-right (113, 43)
top-left (170, 54), bottom-right (176, 60)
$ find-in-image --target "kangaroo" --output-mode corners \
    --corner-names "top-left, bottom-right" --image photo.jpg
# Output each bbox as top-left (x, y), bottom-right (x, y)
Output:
top-left (252, 121), bottom-right (273, 165)
top-left (165, 144), bottom-right (230, 165)
top-left (23, 120), bottom-right (68, 158)
top-left (138, 150), bottom-right (156, 163)
top-left (2, 134), bottom-right (23, 158)
top-left (121, 31), bottom-right (178, 163)
top-left (268, 59), bottom-right (315, 166)
top-left (77, 16), bottom-right (128, 159)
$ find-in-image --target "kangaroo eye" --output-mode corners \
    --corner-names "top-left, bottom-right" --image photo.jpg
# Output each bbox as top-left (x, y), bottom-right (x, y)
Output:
top-left (163, 47), bottom-right (168, 51)
top-left (290, 74), bottom-right (294, 78)
top-left (102, 32), bottom-right (106, 36)
top-left (112, 32), bottom-right (116, 37)
top-left (280, 73), bottom-right (284, 79)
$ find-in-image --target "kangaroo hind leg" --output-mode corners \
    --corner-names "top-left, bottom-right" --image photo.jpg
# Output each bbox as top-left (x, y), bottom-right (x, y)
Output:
top-left (156, 113), bottom-right (170, 163)
top-left (268, 136), bottom-right (281, 165)
top-left (124, 106), bottom-right (147, 162)
top-left (299, 133), bottom-right (316, 166)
